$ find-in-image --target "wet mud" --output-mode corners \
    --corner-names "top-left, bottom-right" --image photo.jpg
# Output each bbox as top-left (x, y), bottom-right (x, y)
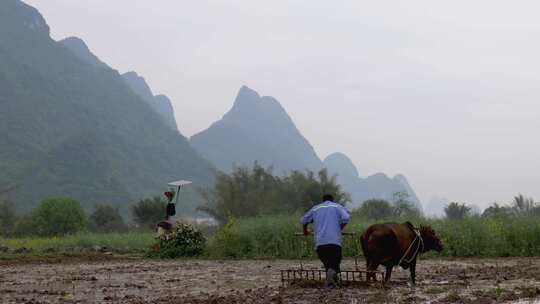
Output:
top-left (2, 258), bottom-right (540, 303)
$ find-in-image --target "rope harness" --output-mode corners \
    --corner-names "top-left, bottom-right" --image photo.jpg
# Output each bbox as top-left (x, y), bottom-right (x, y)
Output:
top-left (398, 228), bottom-right (424, 267)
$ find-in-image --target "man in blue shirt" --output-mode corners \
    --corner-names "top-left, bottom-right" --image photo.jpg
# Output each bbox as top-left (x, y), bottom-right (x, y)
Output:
top-left (301, 194), bottom-right (350, 288)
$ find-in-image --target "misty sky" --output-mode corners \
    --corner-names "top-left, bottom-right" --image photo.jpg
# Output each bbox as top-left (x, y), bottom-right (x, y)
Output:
top-left (25, 0), bottom-right (540, 209)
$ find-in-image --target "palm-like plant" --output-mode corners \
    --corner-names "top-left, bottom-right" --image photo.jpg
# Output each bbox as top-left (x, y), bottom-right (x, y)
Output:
top-left (512, 194), bottom-right (535, 215)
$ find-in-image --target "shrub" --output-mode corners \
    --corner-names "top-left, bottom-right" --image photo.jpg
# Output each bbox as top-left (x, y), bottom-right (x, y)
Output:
top-left (131, 197), bottom-right (167, 229)
top-left (482, 203), bottom-right (511, 218)
top-left (31, 197), bottom-right (87, 236)
top-left (444, 202), bottom-right (471, 220)
top-left (354, 199), bottom-right (393, 220)
top-left (89, 204), bottom-right (127, 233)
top-left (11, 215), bottom-right (35, 237)
top-left (149, 223), bottom-right (206, 258)
top-left (206, 217), bottom-right (253, 258)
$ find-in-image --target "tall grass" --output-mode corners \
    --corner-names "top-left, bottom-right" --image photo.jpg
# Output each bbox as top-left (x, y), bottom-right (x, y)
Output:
top-left (0, 232), bottom-right (155, 254)
top-left (205, 214), bottom-right (390, 259)
top-left (432, 216), bottom-right (540, 256)
top-left (205, 214), bottom-right (540, 258)
top-left (3, 215), bottom-right (540, 258)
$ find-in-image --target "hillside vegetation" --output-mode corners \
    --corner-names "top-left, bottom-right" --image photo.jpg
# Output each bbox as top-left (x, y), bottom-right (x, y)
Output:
top-left (0, 0), bottom-right (214, 212)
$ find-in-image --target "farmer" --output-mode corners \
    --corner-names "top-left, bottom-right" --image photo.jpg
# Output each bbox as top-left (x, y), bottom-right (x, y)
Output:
top-left (301, 194), bottom-right (350, 288)
top-left (156, 190), bottom-right (176, 235)
top-left (164, 190), bottom-right (176, 220)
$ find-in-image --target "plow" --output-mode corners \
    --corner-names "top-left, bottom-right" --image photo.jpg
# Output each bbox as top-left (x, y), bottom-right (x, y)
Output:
top-left (280, 232), bottom-right (386, 287)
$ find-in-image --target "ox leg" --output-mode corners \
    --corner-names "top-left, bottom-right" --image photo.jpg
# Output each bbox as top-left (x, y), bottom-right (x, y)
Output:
top-left (384, 266), bottom-right (393, 283)
top-left (367, 261), bottom-right (379, 282)
top-left (410, 260), bottom-right (417, 286)
top-left (365, 258), bottom-right (372, 281)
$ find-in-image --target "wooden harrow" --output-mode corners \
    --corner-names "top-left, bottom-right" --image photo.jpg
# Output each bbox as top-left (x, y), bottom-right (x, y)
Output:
top-left (280, 232), bottom-right (385, 287)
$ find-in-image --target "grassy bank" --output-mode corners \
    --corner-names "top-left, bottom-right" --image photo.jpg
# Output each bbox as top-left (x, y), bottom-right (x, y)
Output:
top-left (0, 232), bottom-right (155, 254)
top-left (2, 215), bottom-right (540, 259)
top-left (205, 214), bottom-right (540, 258)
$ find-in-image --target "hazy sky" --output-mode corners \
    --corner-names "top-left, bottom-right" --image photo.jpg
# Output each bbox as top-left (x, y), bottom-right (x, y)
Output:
top-left (25, 0), bottom-right (540, 209)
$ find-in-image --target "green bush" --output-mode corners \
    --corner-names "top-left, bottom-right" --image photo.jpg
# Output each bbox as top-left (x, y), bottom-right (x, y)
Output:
top-left (482, 203), bottom-right (511, 218)
top-left (352, 194), bottom-right (422, 221)
top-left (354, 199), bottom-right (393, 220)
top-left (444, 202), bottom-right (472, 219)
top-left (11, 215), bottom-right (35, 237)
top-left (206, 218), bottom-right (249, 258)
top-left (131, 197), bottom-right (166, 229)
top-left (89, 204), bottom-right (127, 233)
top-left (31, 197), bottom-right (87, 236)
top-left (149, 223), bottom-right (206, 258)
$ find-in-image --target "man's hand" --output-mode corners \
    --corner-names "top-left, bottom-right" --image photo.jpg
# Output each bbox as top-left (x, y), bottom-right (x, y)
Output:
top-left (303, 224), bottom-right (310, 236)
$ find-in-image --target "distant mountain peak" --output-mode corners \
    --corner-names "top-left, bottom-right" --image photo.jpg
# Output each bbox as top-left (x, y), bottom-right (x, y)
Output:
top-left (230, 86), bottom-right (285, 110)
top-left (393, 174), bottom-right (409, 184)
top-left (223, 86), bottom-right (294, 130)
top-left (239, 85), bottom-right (260, 99)
top-left (61, 36), bottom-right (89, 51)
top-left (23, 13), bottom-right (49, 34)
top-left (323, 151), bottom-right (421, 209)
top-left (392, 174), bottom-right (413, 192)
top-left (155, 94), bottom-right (170, 100)
top-left (60, 36), bottom-right (106, 67)
top-left (121, 71), bottom-right (178, 131)
top-left (370, 172), bottom-right (390, 180)
top-left (3, 0), bottom-right (50, 36)
top-left (323, 152), bottom-right (360, 181)
top-left (230, 85), bottom-right (262, 111)
top-left (122, 71), bottom-right (154, 98)
top-left (191, 86), bottom-right (323, 173)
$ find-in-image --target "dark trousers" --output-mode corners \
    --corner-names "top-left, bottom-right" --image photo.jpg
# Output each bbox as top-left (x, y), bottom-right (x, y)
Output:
top-left (316, 244), bottom-right (342, 273)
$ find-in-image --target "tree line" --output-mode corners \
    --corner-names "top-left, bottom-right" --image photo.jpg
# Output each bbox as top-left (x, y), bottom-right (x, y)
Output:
top-left (197, 163), bottom-right (350, 223)
top-left (445, 194), bottom-right (540, 219)
top-left (354, 193), bottom-right (540, 221)
top-left (3, 163), bottom-right (537, 238)
top-left (352, 192), bottom-right (421, 220)
top-left (0, 196), bottom-right (173, 237)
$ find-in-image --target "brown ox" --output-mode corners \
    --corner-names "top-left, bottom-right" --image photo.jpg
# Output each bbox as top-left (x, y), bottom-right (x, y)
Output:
top-left (360, 222), bottom-right (443, 285)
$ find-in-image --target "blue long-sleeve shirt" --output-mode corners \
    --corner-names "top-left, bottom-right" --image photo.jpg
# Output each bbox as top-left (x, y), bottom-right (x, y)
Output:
top-left (301, 201), bottom-right (350, 248)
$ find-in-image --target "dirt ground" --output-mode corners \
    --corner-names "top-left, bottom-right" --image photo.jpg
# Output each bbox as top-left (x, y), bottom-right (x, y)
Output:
top-left (2, 257), bottom-right (540, 304)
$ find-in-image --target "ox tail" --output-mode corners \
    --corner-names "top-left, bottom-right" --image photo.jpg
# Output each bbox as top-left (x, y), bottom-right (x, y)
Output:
top-left (360, 233), bottom-right (370, 264)
top-left (361, 232), bottom-right (377, 282)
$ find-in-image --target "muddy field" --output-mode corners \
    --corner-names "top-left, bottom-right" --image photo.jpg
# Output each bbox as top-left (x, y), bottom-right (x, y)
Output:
top-left (2, 257), bottom-right (540, 303)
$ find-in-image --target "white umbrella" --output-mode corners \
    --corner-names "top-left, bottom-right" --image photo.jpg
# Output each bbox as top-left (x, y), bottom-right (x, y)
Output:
top-left (167, 180), bottom-right (192, 205)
